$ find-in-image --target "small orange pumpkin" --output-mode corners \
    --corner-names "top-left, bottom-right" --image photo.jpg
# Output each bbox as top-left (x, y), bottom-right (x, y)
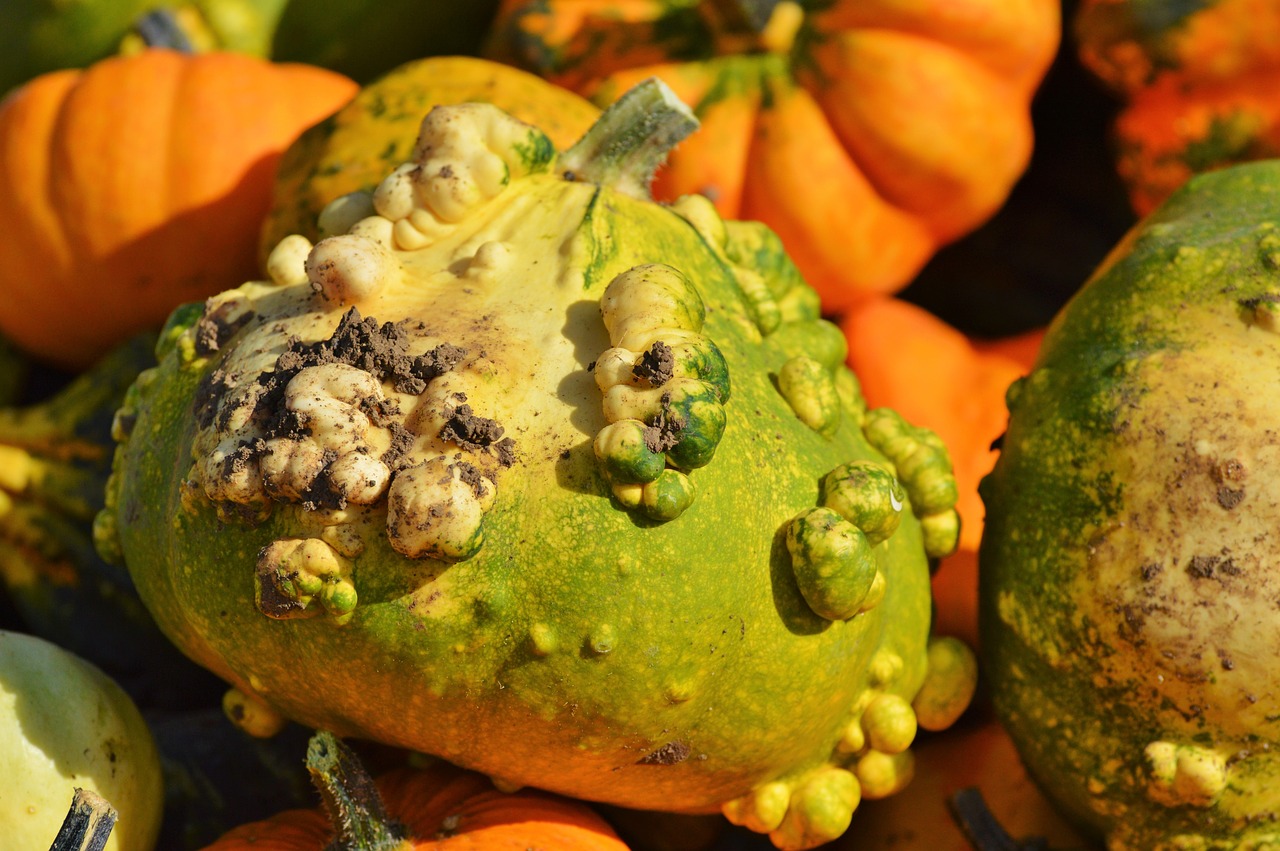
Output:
top-left (1075, 0), bottom-right (1280, 215)
top-left (487, 0), bottom-right (1060, 310)
top-left (0, 49), bottom-right (357, 369)
top-left (201, 731), bottom-right (631, 851)
top-left (841, 298), bottom-right (1043, 647)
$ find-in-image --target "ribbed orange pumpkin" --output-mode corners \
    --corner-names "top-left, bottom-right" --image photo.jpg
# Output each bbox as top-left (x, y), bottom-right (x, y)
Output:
top-left (486, 0), bottom-right (1060, 311)
top-left (0, 49), bottom-right (357, 369)
top-left (1075, 0), bottom-right (1280, 215)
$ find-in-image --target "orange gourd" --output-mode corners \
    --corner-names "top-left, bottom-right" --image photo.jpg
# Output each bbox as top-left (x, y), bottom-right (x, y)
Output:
top-left (1075, 0), bottom-right (1280, 215)
top-left (841, 298), bottom-right (1043, 647)
top-left (202, 732), bottom-right (630, 851)
top-left (486, 0), bottom-right (1059, 311)
top-left (0, 49), bottom-right (357, 369)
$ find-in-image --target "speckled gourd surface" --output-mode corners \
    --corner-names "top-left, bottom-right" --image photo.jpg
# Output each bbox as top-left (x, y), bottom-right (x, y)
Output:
top-left (980, 160), bottom-right (1280, 850)
top-left (99, 81), bottom-right (967, 849)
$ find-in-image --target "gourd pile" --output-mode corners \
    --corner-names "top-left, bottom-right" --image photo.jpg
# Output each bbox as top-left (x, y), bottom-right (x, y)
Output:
top-left (4, 2), bottom-right (1280, 850)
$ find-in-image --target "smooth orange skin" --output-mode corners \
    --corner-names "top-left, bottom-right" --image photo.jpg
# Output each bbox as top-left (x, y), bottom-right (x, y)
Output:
top-left (842, 298), bottom-right (1043, 647)
top-left (201, 760), bottom-right (630, 851)
top-left (489, 0), bottom-right (1060, 311)
top-left (0, 49), bottom-right (356, 368)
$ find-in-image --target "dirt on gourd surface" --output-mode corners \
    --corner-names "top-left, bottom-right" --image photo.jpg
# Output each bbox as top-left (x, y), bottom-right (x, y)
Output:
top-left (0, 4), bottom-right (1131, 847)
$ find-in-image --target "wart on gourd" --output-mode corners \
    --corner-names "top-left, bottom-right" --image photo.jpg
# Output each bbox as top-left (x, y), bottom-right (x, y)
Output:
top-left (101, 77), bottom-right (976, 851)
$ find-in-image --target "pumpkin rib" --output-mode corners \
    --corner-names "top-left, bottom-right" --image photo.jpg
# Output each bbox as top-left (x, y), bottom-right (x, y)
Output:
top-left (487, 0), bottom-right (1058, 308)
top-left (740, 74), bottom-right (936, 306)
top-left (812, 0), bottom-right (1060, 93)
top-left (0, 71), bottom-right (78, 348)
top-left (0, 50), bottom-right (357, 367)
top-left (803, 27), bottom-right (1033, 238)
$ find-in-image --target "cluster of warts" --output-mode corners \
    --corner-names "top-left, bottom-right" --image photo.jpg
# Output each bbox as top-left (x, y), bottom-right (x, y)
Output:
top-left (591, 263), bottom-right (730, 521)
top-left (143, 102), bottom-right (567, 625)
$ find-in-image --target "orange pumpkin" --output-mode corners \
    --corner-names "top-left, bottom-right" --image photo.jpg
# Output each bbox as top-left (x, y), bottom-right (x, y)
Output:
top-left (486, 0), bottom-right (1060, 311)
top-left (1075, 0), bottom-right (1280, 215)
top-left (202, 731), bottom-right (630, 851)
top-left (841, 298), bottom-right (1043, 647)
top-left (0, 49), bottom-right (357, 369)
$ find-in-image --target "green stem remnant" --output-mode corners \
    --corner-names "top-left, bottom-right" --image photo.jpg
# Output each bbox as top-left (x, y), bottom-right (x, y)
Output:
top-left (47, 789), bottom-right (117, 851)
top-left (306, 731), bottom-right (408, 851)
top-left (559, 77), bottom-right (699, 201)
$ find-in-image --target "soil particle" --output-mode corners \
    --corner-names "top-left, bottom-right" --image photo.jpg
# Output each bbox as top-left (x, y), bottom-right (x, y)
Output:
top-left (221, 438), bottom-right (267, 480)
top-left (439, 403), bottom-right (516, 467)
top-left (381, 422), bottom-right (416, 472)
top-left (637, 741), bottom-right (691, 765)
top-left (643, 391), bottom-right (686, 453)
top-left (1187, 554), bottom-right (1221, 579)
top-left (252, 307), bottom-right (466, 439)
top-left (194, 299), bottom-right (255, 356)
top-left (359, 394), bottom-right (402, 427)
top-left (1217, 486), bottom-right (1246, 510)
top-left (194, 369), bottom-right (238, 429)
top-left (1141, 562), bottom-right (1163, 581)
top-left (445, 459), bottom-right (486, 498)
top-left (633, 341), bottom-right (675, 388)
top-left (300, 448), bottom-right (344, 512)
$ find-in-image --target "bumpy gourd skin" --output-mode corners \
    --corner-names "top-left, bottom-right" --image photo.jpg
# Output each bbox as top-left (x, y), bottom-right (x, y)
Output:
top-left (102, 87), bottom-right (967, 850)
top-left (980, 161), bottom-right (1280, 850)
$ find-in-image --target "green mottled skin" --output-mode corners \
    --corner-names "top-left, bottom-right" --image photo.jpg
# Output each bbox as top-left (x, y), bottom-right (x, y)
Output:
top-left (980, 161), bottom-right (1280, 850)
top-left (111, 157), bottom-right (935, 815)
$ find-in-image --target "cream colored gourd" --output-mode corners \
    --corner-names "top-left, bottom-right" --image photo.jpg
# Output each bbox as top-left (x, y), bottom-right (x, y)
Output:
top-left (0, 630), bottom-right (163, 851)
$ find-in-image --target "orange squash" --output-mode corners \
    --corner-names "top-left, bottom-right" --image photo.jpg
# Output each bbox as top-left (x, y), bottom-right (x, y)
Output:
top-left (486, 0), bottom-right (1059, 311)
top-left (1075, 0), bottom-right (1280, 215)
top-left (0, 49), bottom-right (357, 369)
top-left (201, 731), bottom-right (630, 851)
top-left (841, 298), bottom-right (1043, 647)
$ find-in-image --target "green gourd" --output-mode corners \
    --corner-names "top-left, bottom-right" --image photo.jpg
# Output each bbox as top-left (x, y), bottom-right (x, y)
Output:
top-left (99, 80), bottom-right (975, 851)
top-left (980, 159), bottom-right (1280, 849)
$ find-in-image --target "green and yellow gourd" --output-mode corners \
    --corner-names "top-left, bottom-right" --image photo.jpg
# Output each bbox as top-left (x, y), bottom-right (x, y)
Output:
top-left (99, 80), bottom-right (975, 850)
top-left (980, 160), bottom-right (1280, 849)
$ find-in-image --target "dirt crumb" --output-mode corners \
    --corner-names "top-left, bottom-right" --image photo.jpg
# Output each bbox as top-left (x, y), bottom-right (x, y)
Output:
top-left (643, 391), bottom-right (686, 453)
top-left (193, 369), bottom-right (238, 429)
top-left (252, 307), bottom-right (465, 440)
top-left (637, 741), bottom-right (691, 765)
top-left (194, 299), bottom-right (255, 356)
top-left (1217, 486), bottom-right (1246, 510)
top-left (633, 341), bottom-right (675, 388)
top-left (440, 403), bottom-right (516, 466)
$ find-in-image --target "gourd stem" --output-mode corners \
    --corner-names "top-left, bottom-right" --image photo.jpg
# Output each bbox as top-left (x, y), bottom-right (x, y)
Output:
top-left (948, 788), bottom-right (1051, 851)
top-left (130, 10), bottom-right (197, 52)
top-left (559, 78), bottom-right (699, 201)
top-left (47, 789), bottom-right (117, 851)
top-left (306, 731), bottom-right (408, 851)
